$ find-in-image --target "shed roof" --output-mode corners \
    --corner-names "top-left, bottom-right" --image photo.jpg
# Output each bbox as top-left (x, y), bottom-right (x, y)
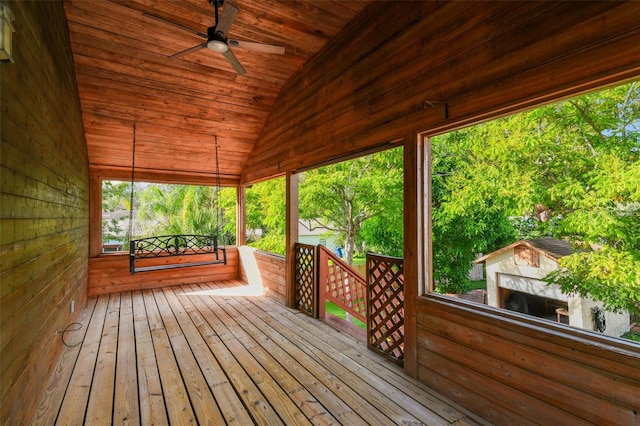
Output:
top-left (475, 237), bottom-right (574, 263)
top-left (299, 220), bottom-right (332, 237)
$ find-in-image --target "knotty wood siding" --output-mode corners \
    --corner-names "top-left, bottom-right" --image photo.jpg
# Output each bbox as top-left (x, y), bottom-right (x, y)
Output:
top-left (0, 1), bottom-right (90, 424)
top-left (240, 3), bottom-right (640, 423)
top-left (242, 1), bottom-right (640, 183)
top-left (88, 247), bottom-right (239, 296)
top-left (417, 296), bottom-right (640, 424)
top-left (239, 247), bottom-right (287, 304)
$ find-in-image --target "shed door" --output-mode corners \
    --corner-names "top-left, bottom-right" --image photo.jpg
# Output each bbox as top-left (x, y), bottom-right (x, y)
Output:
top-left (497, 273), bottom-right (567, 302)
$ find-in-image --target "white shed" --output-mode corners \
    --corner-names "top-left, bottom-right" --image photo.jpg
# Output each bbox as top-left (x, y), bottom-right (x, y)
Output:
top-left (476, 238), bottom-right (629, 338)
top-left (298, 220), bottom-right (339, 253)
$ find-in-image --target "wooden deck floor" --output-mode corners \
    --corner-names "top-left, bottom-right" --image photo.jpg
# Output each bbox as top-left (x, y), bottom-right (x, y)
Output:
top-left (33, 280), bottom-right (483, 425)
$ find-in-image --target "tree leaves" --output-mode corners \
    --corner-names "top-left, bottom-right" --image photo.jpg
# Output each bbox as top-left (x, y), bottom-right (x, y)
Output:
top-left (431, 81), bottom-right (640, 309)
top-left (245, 177), bottom-right (286, 254)
top-left (545, 247), bottom-right (640, 314)
top-left (136, 184), bottom-right (234, 242)
top-left (299, 147), bottom-right (404, 265)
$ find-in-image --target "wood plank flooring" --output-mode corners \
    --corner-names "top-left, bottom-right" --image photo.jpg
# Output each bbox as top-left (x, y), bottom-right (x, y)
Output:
top-left (33, 280), bottom-right (484, 425)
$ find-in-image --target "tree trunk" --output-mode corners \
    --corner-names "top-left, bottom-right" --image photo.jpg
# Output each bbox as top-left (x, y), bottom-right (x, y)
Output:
top-left (345, 227), bottom-right (356, 265)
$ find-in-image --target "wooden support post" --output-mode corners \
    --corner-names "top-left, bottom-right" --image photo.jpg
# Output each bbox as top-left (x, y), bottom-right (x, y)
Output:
top-left (236, 184), bottom-right (246, 246)
top-left (317, 246), bottom-right (325, 319)
top-left (285, 171), bottom-right (299, 308)
top-left (403, 133), bottom-right (430, 378)
top-left (89, 175), bottom-right (103, 257)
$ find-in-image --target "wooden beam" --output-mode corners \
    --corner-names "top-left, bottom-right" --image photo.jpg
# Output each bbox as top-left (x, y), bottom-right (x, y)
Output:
top-left (89, 175), bottom-right (103, 258)
top-left (90, 166), bottom-right (240, 187)
top-left (402, 133), bottom-right (429, 378)
top-left (285, 171), bottom-right (299, 308)
top-left (236, 185), bottom-right (246, 247)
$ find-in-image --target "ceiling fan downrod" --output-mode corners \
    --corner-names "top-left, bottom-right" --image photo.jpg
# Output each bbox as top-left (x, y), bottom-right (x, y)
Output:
top-left (210, 0), bottom-right (224, 25)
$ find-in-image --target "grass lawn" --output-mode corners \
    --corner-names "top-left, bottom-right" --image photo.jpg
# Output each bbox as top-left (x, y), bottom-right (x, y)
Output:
top-left (469, 279), bottom-right (487, 291)
top-left (325, 301), bottom-right (366, 329)
top-left (622, 330), bottom-right (640, 342)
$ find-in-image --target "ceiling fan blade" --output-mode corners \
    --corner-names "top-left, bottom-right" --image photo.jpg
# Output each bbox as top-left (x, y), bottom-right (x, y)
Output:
top-left (215, 3), bottom-right (239, 38)
top-left (228, 39), bottom-right (285, 55)
top-left (142, 12), bottom-right (207, 38)
top-left (222, 49), bottom-right (246, 75)
top-left (169, 43), bottom-right (208, 59)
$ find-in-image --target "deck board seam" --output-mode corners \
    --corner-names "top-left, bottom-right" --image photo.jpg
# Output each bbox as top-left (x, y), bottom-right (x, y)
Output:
top-left (36, 282), bottom-right (482, 426)
top-left (189, 282), bottom-right (315, 425)
top-left (217, 284), bottom-right (442, 426)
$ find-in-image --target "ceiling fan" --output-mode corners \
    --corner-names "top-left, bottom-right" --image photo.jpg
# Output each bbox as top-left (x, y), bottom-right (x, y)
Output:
top-left (144, 0), bottom-right (285, 75)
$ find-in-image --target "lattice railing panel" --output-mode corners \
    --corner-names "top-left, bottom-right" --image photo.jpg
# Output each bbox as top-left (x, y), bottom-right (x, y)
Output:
top-left (367, 253), bottom-right (405, 365)
top-left (294, 243), bottom-right (317, 316)
top-left (319, 246), bottom-right (367, 323)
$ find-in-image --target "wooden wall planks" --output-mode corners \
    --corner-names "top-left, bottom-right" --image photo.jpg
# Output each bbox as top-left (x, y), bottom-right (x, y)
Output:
top-left (88, 248), bottom-right (240, 295)
top-left (416, 296), bottom-right (640, 424)
top-left (238, 247), bottom-right (287, 304)
top-left (0, 1), bottom-right (90, 424)
top-left (254, 250), bottom-right (287, 304)
top-left (242, 1), bottom-right (640, 183)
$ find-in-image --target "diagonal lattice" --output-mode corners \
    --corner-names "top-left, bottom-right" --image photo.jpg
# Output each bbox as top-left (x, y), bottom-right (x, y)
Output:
top-left (294, 243), bottom-right (317, 316)
top-left (367, 253), bottom-right (405, 365)
top-left (319, 246), bottom-right (367, 323)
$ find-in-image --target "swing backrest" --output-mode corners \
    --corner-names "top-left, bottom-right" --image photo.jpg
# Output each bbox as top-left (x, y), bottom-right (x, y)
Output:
top-left (129, 234), bottom-right (227, 273)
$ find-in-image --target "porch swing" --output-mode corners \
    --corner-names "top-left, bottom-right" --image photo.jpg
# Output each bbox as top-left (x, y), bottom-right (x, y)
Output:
top-left (128, 125), bottom-right (227, 274)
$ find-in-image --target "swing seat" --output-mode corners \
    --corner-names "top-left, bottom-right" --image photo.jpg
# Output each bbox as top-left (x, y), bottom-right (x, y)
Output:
top-left (129, 234), bottom-right (227, 274)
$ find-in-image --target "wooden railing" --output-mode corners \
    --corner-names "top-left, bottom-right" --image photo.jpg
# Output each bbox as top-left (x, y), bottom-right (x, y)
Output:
top-left (318, 245), bottom-right (367, 323)
top-left (292, 244), bottom-right (405, 365)
top-left (367, 252), bottom-right (405, 365)
top-left (293, 243), bottom-right (317, 316)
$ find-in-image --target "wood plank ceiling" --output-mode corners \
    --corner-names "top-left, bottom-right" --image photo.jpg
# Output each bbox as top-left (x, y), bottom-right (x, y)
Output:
top-left (63, 0), bottom-right (370, 184)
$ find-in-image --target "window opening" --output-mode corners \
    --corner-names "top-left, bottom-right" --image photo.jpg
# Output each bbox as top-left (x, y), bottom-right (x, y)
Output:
top-left (428, 81), bottom-right (640, 342)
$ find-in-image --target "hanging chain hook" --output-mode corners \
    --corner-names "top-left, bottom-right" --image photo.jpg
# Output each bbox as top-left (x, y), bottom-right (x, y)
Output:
top-left (423, 100), bottom-right (448, 119)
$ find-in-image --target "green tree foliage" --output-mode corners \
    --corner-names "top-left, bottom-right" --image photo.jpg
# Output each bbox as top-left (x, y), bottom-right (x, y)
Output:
top-left (432, 82), bottom-right (640, 312)
top-left (101, 180), bottom-right (132, 246)
top-left (359, 148), bottom-right (404, 257)
top-left (432, 129), bottom-right (519, 293)
top-left (299, 147), bottom-right (403, 265)
top-left (539, 83), bottom-right (640, 314)
top-left (218, 186), bottom-right (237, 241)
top-left (245, 177), bottom-right (286, 255)
top-left (546, 247), bottom-right (639, 314)
top-left (137, 184), bottom-right (235, 244)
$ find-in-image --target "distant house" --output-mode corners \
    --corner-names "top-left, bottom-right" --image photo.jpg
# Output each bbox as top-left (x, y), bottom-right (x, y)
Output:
top-left (298, 221), bottom-right (339, 253)
top-left (476, 238), bottom-right (630, 338)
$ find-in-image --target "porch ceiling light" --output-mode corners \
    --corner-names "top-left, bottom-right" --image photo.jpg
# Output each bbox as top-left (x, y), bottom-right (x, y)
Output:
top-left (0, 2), bottom-right (14, 63)
top-left (207, 38), bottom-right (228, 53)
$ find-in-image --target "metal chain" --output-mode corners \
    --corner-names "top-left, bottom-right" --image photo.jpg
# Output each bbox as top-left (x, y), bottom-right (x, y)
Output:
top-left (128, 124), bottom-right (136, 243)
top-left (214, 135), bottom-right (223, 242)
